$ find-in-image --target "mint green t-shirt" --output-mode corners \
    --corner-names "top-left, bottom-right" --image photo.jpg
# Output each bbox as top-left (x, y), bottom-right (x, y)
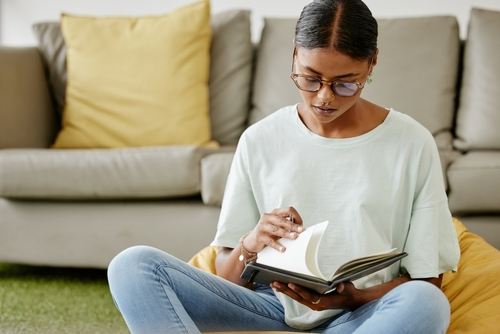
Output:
top-left (211, 105), bottom-right (460, 329)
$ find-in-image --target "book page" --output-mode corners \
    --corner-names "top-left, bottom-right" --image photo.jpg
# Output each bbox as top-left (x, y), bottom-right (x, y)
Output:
top-left (257, 221), bottom-right (329, 279)
top-left (333, 248), bottom-right (398, 275)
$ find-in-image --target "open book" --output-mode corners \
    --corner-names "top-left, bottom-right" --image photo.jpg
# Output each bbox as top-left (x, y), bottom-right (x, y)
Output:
top-left (240, 221), bottom-right (408, 294)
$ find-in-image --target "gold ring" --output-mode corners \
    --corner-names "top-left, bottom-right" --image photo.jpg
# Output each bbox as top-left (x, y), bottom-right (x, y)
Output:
top-left (312, 296), bottom-right (322, 305)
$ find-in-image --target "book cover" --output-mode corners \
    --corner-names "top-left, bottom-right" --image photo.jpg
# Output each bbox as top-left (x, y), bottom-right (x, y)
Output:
top-left (240, 221), bottom-right (408, 294)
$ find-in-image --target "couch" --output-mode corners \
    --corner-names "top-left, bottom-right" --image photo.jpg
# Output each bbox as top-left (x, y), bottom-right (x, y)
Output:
top-left (0, 5), bottom-right (499, 273)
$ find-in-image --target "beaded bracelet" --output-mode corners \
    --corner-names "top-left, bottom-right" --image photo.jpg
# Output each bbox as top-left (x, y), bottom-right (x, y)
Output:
top-left (238, 231), bottom-right (258, 265)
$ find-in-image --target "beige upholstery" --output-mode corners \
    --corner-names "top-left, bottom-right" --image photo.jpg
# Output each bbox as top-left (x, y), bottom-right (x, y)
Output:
top-left (362, 16), bottom-right (460, 141)
top-left (201, 151), bottom-right (235, 206)
top-left (447, 8), bottom-right (500, 218)
top-left (0, 9), bottom-right (499, 271)
top-left (447, 151), bottom-right (500, 213)
top-left (454, 8), bottom-right (500, 151)
top-left (0, 197), bottom-right (220, 267)
top-left (249, 16), bottom-right (460, 143)
top-left (208, 10), bottom-right (253, 145)
top-left (0, 146), bottom-right (217, 199)
top-left (0, 47), bottom-right (58, 149)
top-left (32, 22), bottom-right (67, 116)
top-left (248, 18), bottom-right (302, 125)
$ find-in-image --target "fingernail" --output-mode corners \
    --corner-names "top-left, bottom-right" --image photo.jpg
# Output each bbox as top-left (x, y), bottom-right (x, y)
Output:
top-left (279, 246), bottom-right (285, 252)
top-left (297, 226), bottom-right (304, 232)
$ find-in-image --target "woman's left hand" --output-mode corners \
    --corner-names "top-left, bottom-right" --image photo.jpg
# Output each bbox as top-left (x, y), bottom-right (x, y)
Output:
top-left (270, 281), bottom-right (364, 311)
top-left (271, 274), bottom-right (439, 312)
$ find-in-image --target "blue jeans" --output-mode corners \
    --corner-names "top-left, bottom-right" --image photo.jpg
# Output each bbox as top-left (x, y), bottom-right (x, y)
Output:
top-left (108, 246), bottom-right (451, 333)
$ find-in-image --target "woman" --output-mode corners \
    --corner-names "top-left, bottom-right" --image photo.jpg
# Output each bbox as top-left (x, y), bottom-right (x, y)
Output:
top-left (108, 0), bottom-right (460, 332)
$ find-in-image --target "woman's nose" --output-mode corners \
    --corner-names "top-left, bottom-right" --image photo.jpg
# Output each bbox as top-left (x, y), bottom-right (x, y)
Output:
top-left (317, 83), bottom-right (336, 102)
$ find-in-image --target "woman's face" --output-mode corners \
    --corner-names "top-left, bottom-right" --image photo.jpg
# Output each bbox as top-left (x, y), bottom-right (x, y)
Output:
top-left (293, 47), bottom-right (375, 126)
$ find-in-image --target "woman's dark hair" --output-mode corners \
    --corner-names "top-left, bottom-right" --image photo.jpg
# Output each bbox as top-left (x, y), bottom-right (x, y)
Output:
top-left (295, 0), bottom-right (378, 61)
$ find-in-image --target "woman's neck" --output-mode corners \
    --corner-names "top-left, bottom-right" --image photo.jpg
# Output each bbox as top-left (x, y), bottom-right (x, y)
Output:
top-left (297, 99), bottom-right (388, 139)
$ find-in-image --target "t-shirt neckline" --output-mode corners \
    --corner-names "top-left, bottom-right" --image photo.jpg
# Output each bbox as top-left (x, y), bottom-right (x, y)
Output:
top-left (292, 104), bottom-right (394, 147)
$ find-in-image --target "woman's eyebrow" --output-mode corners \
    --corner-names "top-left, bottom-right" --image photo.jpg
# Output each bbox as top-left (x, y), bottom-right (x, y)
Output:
top-left (300, 63), bottom-right (360, 79)
top-left (301, 64), bottom-right (322, 75)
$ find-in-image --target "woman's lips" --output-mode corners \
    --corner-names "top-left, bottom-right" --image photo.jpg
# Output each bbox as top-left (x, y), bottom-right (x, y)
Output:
top-left (314, 106), bottom-right (337, 116)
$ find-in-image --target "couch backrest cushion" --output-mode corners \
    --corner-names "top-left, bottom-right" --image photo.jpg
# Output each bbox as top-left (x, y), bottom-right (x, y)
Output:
top-left (0, 47), bottom-right (58, 149)
top-left (362, 16), bottom-right (460, 138)
top-left (454, 8), bottom-right (500, 151)
top-left (249, 16), bottom-right (460, 145)
top-left (32, 9), bottom-right (253, 146)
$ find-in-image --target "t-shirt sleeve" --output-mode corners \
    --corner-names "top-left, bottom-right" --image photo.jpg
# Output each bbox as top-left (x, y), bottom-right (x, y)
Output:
top-left (401, 134), bottom-right (460, 278)
top-left (211, 133), bottom-right (260, 248)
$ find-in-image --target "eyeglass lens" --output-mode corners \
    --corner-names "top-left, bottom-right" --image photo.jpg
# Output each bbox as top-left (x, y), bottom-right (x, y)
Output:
top-left (294, 77), bottom-right (358, 97)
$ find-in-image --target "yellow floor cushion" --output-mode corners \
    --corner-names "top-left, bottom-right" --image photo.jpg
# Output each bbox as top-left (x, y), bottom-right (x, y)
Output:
top-left (188, 218), bottom-right (500, 333)
top-left (442, 218), bottom-right (500, 333)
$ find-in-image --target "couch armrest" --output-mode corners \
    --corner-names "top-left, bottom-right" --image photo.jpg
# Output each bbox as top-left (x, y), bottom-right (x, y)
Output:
top-left (200, 148), bottom-right (236, 206)
top-left (0, 47), bottom-right (58, 148)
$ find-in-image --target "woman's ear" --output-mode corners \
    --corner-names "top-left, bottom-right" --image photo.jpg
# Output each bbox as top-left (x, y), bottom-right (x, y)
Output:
top-left (370, 48), bottom-right (379, 69)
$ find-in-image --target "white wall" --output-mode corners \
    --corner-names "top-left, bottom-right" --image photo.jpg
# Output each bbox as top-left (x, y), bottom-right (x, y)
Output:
top-left (1, 0), bottom-right (500, 46)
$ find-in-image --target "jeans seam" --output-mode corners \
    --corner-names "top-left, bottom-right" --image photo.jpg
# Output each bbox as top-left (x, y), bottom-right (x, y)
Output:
top-left (324, 300), bottom-right (378, 330)
top-left (153, 264), bottom-right (196, 334)
top-left (154, 263), bottom-right (289, 327)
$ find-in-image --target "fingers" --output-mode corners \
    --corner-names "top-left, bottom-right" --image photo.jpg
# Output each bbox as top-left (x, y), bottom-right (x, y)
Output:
top-left (271, 206), bottom-right (304, 229)
top-left (335, 282), bottom-right (355, 295)
top-left (265, 216), bottom-right (301, 238)
top-left (264, 236), bottom-right (285, 253)
top-left (271, 282), bottom-right (325, 310)
top-left (259, 214), bottom-right (301, 252)
top-left (267, 207), bottom-right (305, 235)
top-left (252, 207), bottom-right (306, 253)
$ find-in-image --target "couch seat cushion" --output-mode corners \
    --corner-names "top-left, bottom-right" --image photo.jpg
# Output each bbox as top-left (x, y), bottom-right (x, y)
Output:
top-left (0, 146), bottom-right (213, 199)
top-left (447, 151), bottom-right (500, 214)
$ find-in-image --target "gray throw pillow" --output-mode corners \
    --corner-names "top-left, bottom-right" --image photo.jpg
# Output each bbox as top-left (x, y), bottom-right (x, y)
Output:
top-left (454, 8), bottom-right (500, 151)
top-left (32, 22), bottom-right (67, 116)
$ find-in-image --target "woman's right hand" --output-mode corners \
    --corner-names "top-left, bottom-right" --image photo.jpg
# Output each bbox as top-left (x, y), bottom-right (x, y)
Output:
top-left (242, 207), bottom-right (305, 254)
top-left (215, 207), bottom-right (305, 285)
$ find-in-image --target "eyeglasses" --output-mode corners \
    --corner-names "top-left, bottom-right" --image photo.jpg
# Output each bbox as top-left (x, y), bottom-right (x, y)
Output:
top-left (290, 47), bottom-right (366, 97)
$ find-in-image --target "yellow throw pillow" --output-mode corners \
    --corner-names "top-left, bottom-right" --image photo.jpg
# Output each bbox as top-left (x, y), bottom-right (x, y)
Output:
top-left (53, 0), bottom-right (218, 148)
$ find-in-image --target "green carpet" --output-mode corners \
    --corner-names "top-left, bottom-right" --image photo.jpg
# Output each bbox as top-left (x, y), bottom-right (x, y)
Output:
top-left (0, 263), bottom-right (129, 334)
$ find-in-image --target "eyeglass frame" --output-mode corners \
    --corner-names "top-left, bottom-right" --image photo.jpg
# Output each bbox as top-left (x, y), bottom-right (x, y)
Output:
top-left (290, 47), bottom-right (372, 97)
